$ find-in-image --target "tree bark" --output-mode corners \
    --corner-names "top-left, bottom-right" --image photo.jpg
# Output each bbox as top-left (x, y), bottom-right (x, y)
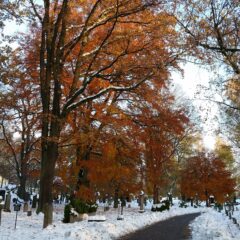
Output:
top-left (114, 188), bottom-right (119, 208)
top-left (205, 190), bottom-right (209, 207)
top-left (38, 140), bottom-right (59, 226)
top-left (18, 176), bottom-right (27, 201)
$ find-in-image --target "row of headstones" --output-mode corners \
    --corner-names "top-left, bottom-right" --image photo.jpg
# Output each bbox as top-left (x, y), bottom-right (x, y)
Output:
top-left (225, 208), bottom-right (240, 229)
top-left (1, 192), bottom-right (38, 213)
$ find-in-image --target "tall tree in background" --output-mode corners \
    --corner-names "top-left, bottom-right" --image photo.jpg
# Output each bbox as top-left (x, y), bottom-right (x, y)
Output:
top-left (180, 152), bottom-right (235, 206)
top-left (215, 137), bottom-right (235, 170)
top-left (0, 47), bottom-right (40, 200)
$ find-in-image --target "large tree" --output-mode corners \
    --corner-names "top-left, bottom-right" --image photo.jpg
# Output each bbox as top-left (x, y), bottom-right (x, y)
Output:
top-left (25, 0), bottom-right (180, 227)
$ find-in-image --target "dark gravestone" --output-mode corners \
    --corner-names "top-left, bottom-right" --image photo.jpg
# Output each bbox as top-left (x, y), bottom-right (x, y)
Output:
top-left (0, 198), bottom-right (4, 225)
top-left (32, 195), bottom-right (37, 209)
top-left (139, 193), bottom-right (145, 213)
top-left (0, 190), bottom-right (6, 202)
top-left (4, 192), bottom-right (11, 212)
top-left (190, 197), bottom-right (193, 207)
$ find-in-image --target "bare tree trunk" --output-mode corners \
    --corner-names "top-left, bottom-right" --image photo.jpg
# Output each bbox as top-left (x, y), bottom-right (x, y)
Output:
top-left (76, 145), bottom-right (90, 190)
top-left (18, 176), bottom-right (27, 201)
top-left (205, 190), bottom-right (209, 207)
top-left (114, 188), bottom-right (119, 208)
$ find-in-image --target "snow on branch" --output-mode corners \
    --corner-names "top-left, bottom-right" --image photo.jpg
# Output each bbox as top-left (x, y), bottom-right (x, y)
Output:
top-left (62, 72), bottom-right (153, 115)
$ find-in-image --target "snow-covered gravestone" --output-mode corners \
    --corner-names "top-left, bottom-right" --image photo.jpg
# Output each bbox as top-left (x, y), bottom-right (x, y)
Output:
top-left (139, 191), bottom-right (145, 213)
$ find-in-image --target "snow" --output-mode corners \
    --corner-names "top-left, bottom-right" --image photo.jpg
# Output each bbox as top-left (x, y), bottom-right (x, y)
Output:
top-left (233, 205), bottom-right (240, 223)
top-left (88, 215), bottom-right (107, 221)
top-left (0, 200), bottom-right (240, 240)
top-left (0, 200), bottom-right (201, 240)
top-left (190, 208), bottom-right (240, 240)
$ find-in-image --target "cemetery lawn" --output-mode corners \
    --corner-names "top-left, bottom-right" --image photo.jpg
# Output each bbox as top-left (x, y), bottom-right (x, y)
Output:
top-left (1, 201), bottom-right (240, 240)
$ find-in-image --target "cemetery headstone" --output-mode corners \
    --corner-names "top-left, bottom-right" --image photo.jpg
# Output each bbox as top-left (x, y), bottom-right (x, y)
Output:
top-left (0, 196), bottom-right (4, 225)
top-left (23, 202), bottom-right (28, 212)
top-left (32, 195), bottom-right (37, 209)
top-left (190, 197), bottom-right (193, 207)
top-left (13, 203), bottom-right (21, 229)
top-left (4, 192), bottom-right (11, 212)
top-left (0, 189), bottom-right (6, 202)
top-left (139, 191), bottom-right (145, 213)
top-left (27, 210), bottom-right (32, 216)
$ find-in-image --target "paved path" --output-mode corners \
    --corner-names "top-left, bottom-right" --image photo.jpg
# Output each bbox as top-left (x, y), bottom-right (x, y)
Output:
top-left (120, 213), bottom-right (201, 240)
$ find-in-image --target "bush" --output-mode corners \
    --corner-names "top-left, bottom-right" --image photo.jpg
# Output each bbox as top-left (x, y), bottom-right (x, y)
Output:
top-left (88, 203), bottom-right (98, 213)
top-left (151, 200), bottom-right (170, 212)
top-left (71, 199), bottom-right (89, 214)
top-left (70, 199), bottom-right (98, 214)
top-left (63, 204), bottom-right (71, 223)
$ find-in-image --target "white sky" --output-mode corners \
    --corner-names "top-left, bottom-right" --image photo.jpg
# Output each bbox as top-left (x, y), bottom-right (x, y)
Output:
top-left (172, 62), bottom-right (219, 150)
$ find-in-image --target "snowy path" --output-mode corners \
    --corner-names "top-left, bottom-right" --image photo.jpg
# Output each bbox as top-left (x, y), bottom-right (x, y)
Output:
top-left (1, 203), bottom-right (240, 240)
top-left (0, 204), bottom-right (202, 240)
top-left (120, 213), bottom-right (200, 240)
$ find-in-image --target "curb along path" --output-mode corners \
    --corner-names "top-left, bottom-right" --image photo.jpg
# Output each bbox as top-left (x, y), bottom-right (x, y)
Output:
top-left (120, 212), bottom-right (201, 240)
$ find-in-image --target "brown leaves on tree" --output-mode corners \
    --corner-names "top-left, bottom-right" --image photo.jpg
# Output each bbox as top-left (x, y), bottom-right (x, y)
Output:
top-left (180, 152), bottom-right (236, 204)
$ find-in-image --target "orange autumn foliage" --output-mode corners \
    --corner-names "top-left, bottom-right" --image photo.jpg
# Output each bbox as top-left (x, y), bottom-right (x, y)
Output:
top-left (180, 152), bottom-right (236, 204)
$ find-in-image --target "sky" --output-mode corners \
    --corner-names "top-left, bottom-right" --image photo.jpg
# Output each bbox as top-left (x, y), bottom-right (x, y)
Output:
top-left (172, 62), bottom-right (219, 150)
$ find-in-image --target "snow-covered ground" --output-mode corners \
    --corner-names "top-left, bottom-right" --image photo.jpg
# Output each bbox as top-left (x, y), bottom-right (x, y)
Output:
top-left (0, 200), bottom-right (240, 240)
top-left (233, 204), bottom-right (240, 224)
top-left (190, 208), bottom-right (240, 240)
top-left (0, 200), bottom-right (201, 240)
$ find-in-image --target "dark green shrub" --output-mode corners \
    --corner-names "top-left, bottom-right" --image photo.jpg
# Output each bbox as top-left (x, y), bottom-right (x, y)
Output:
top-left (88, 203), bottom-right (98, 213)
top-left (71, 199), bottom-right (89, 214)
top-left (158, 200), bottom-right (170, 212)
top-left (151, 200), bottom-right (170, 212)
top-left (151, 206), bottom-right (157, 212)
top-left (70, 199), bottom-right (98, 214)
top-left (63, 204), bottom-right (71, 223)
top-left (179, 201), bottom-right (188, 208)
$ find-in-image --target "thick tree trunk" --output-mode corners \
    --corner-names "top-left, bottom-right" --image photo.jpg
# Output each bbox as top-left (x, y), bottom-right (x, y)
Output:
top-left (76, 146), bottom-right (90, 190)
top-left (38, 141), bottom-right (58, 227)
top-left (18, 176), bottom-right (27, 201)
top-left (114, 188), bottom-right (119, 208)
